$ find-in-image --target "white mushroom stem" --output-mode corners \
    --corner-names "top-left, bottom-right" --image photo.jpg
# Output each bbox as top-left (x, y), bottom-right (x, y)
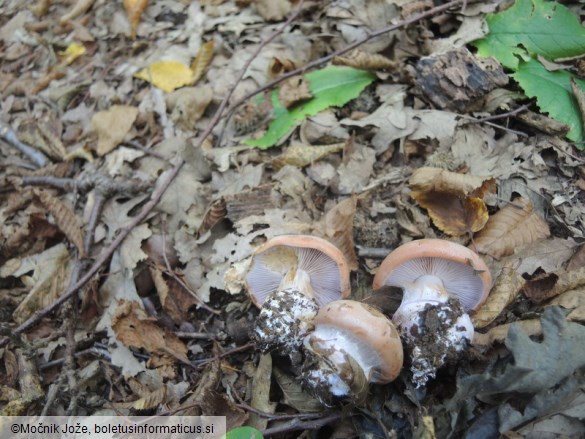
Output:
top-left (280, 268), bottom-right (316, 300)
top-left (392, 275), bottom-right (474, 387)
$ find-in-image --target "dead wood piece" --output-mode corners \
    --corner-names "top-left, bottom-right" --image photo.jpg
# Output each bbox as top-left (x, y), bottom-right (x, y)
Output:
top-left (416, 47), bottom-right (508, 112)
top-left (0, 122), bottom-right (49, 168)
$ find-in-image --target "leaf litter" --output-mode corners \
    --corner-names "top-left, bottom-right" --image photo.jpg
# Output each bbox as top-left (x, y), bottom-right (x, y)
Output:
top-left (0, 0), bottom-right (584, 437)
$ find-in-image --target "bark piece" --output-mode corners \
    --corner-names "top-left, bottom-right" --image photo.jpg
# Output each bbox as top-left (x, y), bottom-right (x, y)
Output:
top-left (416, 47), bottom-right (508, 112)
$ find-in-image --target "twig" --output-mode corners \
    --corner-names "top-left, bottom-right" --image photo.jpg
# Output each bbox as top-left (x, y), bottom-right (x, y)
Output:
top-left (471, 102), bottom-right (532, 123)
top-left (261, 413), bottom-right (344, 436)
top-left (356, 246), bottom-right (392, 258)
top-left (220, 0), bottom-right (465, 143)
top-left (0, 121), bottom-right (49, 168)
top-left (193, 342), bottom-right (254, 367)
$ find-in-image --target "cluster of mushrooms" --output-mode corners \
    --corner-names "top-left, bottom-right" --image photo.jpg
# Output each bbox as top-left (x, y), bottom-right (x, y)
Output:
top-left (243, 235), bottom-right (492, 405)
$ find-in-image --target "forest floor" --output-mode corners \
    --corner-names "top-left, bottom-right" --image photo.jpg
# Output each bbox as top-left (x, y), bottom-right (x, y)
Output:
top-left (1, 0), bottom-right (585, 437)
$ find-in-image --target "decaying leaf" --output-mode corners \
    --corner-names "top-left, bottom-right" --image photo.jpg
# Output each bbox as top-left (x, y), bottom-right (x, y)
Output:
top-left (33, 188), bottom-right (85, 258)
top-left (410, 167), bottom-right (496, 236)
top-left (333, 49), bottom-right (397, 71)
top-left (59, 0), bottom-right (96, 23)
top-left (268, 56), bottom-right (298, 79)
top-left (123, 0), bottom-right (148, 39)
top-left (190, 40), bottom-right (214, 85)
top-left (474, 197), bottom-right (550, 258)
top-left (253, 0), bottom-right (291, 21)
top-left (272, 367), bottom-right (323, 412)
top-left (472, 261), bottom-right (525, 329)
top-left (279, 76), bottom-right (313, 109)
top-left (0, 244), bottom-right (72, 324)
top-left (111, 300), bottom-right (189, 375)
top-left (150, 267), bottom-right (199, 323)
top-left (271, 142), bottom-right (344, 171)
top-left (523, 265), bottom-right (585, 303)
top-left (134, 62), bottom-right (194, 93)
top-left (316, 195), bottom-right (359, 271)
top-left (466, 307), bottom-right (585, 395)
top-left (91, 105), bottom-right (138, 156)
top-left (550, 289), bottom-right (585, 323)
top-left (248, 353), bottom-right (276, 430)
top-left (198, 197), bottom-right (227, 237)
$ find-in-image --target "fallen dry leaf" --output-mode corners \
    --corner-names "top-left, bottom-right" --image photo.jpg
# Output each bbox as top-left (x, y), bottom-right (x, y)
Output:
top-left (272, 142), bottom-right (344, 171)
top-left (0, 244), bottom-right (72, 324)
top-left (410, 167), bottom-right (495, 236)
top-left (151, 267), bottom-right (199, 323)
top-left (190, 40), bottom-right (214, 85)
top-left (111, 300), bottom-right (189, 375)
top-left (472, 261), bottom-right (525, 329)
top-left (91, 105), bottom-right (138, 156)
top-left (523, 265), bottom-right (585, 303)
top-left (33, 188), bottom-right (86, 258)
top-left (59, 0), bottom-right (96, 23)
top-left (253, 0), bottom-right (291, 21)
top-left (550, 289), bottom-right (585, 323)
top-left (279, 76), bottom-right (312, 109)
top-left (316, 195), bottom-right (358, 271)
top-left (474, 197), bottom-right (550, 258)
top-left (333, 49), bottom-right (397, 71)
top-left (123, 0), bottom-right (148, 39)
top-left (248, 353), bottom-right (276, 430)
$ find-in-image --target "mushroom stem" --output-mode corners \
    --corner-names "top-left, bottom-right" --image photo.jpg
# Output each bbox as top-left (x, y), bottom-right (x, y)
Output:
top-left (280, 268), bottom-right (316, 300)
top-left (393, 275), bottom-right (474, 388)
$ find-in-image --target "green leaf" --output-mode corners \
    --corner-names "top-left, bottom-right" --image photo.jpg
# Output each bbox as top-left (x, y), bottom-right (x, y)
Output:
top-left (513, 58), bottom-right (585, 144)
top-left (244, 66), bottom-right (375, 149)
top-left (474, 0), bottom-right (585, 69)
top-left (225, 426), bottom-right (264, 439)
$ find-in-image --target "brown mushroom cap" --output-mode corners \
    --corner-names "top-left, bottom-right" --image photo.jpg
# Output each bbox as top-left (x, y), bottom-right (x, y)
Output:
top-left (245, 235), bottom-right (351, 307)
top-left (313, 300), bottom-right (403, 383)
top-left (372, 239), bottom-right (492, 311)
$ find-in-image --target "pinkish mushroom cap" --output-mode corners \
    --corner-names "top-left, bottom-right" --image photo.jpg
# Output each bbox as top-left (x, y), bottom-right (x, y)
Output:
top-left (245, 235), bottom-right (351, 307)
top-left (372, 239), bottom-right (492, 311)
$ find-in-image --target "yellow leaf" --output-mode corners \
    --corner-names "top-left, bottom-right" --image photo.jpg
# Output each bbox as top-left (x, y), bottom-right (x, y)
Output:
top-left (58, 43), bottom-right (86, 65)
top-left (134, 61), bottom-right (194, 93)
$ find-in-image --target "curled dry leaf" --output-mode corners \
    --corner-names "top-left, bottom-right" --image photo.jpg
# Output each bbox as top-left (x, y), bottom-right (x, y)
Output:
top-left (198, 197), bottom-right (227, 237)
top-left (473, 196), bottom-right (550, 258)
top-left (248, 353), bottom-right (276, 430)
top-left (111, 300), bottom-right (189, 374)
top-left (272, 142), bottom-right (344, 171)
top-left (409, 167), bottom-right (496, 236)
top-left (472, 261), bottom-right (525, 329)
top-left (550, 289), bottom-right (585, 323)
top-left (523, 265), bottom-right (585, 303)
top-left (123, 0), bottom-right (148, 39)
top-left (279, 76), bottom-right (312, 109)
top-left (315, 195), bottom-right (359, 271)
top-left (473, 319), bottom-right (542, 348)
top-left (33, 188), bottom-right (86, 258)
top-left (268, 56), bottom-right (298, 80)
top-left (150, 267), bottom-right (199, 323)
top-left (190, 40), bottom-right (214, 85)
top-left (59, 0), bottom-right (96, 23)
top-left (333, 49), bottom-right (397, 71)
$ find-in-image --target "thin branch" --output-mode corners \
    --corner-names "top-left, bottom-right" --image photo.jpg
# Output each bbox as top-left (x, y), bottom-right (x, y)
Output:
top-left (261, 413), bottom-right (344, 436)
top-left (471, 102), bottom-right (532, 123)
top-left (0, 121), bottom-right (49, 168)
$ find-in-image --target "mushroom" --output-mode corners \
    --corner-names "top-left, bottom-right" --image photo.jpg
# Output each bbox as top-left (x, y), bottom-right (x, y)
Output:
top-left (245, 235), bottom-right (351, 307)
top-left (245, 235), bottom-right (351, 360)
top-left (372, 239), bottom-right (492, 387)
top-left (302, 300), bottom-right (403, 405)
